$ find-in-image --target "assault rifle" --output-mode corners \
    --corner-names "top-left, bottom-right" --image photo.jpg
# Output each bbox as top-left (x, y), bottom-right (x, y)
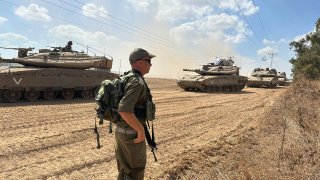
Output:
top-left (144, 123), bottom-right (157, 162)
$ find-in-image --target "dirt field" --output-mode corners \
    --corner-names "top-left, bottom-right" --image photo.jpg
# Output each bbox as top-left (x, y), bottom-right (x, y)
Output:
top-left (0, 78), bottom-right (301, 179)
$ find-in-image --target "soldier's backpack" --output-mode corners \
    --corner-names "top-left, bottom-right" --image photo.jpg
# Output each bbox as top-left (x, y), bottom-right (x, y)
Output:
top-left (95, 71), bottom-right (136, 125)
top-left (95, 71), bottom-right (156, 125)
top-left (95, 76), bottom-right (129, 124)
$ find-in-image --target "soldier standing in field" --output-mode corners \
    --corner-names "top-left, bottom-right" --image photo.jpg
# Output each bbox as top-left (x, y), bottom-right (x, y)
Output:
top-left (116, 48), bottom-right (156, 180)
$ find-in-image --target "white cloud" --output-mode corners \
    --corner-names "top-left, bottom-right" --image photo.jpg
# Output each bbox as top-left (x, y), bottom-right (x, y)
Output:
top-left (279, 38), bottom-right (287, 43)
top-left (220, 0), bottom-right (258, 16)
top-left (293, 32), bottom-right (309, 42)
top-left (263, 39), bottom-right (275, 45)
top-left (14, 3), bottom-right (51, 22)
top-left (0, 33), bottom-right (28, 40)
top-left (263, 38), bottom-right (288, 46)
top-left (0, 16), bottom-right (8, 25)
top-left (170, 13), bottom-right (249, 44)
top-left (82, 3), bottom-right (108, 18)
top-left (156, 0), bottom-right (211, 22)
top-left (126, 0), bottom-right (155, 13)
top-left (257, 46), bottom-right (277, 56)
top-left (49, 24), bottom-right (119, 48)
top-left (239, 0), bottom-right (258, 15)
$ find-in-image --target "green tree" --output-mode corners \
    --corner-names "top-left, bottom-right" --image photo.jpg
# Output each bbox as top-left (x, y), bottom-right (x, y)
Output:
top-left (289, 18), bottom-right (320, 79)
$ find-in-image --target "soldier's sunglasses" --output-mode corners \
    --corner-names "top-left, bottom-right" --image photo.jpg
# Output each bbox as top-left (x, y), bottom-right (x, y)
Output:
top-left (141, 58), bottom-right (151, 64)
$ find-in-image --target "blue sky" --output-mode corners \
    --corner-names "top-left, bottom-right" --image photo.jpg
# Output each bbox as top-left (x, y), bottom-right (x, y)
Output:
top-left (0, 0), bottom-right (319, 78)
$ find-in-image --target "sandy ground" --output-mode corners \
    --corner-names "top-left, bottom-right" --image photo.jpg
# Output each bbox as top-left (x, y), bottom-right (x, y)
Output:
top-left (0, 78), bottom-right (287, 179)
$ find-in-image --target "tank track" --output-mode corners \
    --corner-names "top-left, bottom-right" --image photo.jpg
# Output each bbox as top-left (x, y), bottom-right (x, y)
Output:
top-left (181, 85), bottom-right (245, 93)
top-left (0, 88), bottom-right (99, 103)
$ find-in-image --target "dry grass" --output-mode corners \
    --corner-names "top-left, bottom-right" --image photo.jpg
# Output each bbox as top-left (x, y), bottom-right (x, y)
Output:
top-left (275, 78), bottom-right (320, 179)
top-left (199, 78), bottom-right (320, 179)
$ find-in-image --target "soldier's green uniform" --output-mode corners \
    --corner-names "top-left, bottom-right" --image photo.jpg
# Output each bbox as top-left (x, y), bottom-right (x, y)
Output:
top-left (115, 70), bottom-right (149, 180)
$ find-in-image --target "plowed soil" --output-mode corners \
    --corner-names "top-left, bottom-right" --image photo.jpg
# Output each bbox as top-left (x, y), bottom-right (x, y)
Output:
top-left (0, 78), bottom-right (289, 179)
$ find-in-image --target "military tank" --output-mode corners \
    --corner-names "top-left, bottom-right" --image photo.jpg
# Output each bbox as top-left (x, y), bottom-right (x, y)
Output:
top-left (277, 72), bottom-right (288, 86)
top-left (0, 45), bottom-right (117, 102)
top-left (176, 58), bottom-right (248, 92)
top-left (247, 68), bottom-right (279, 88)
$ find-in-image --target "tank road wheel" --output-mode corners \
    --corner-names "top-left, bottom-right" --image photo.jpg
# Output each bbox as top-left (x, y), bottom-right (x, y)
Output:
top-left (222, 86), bottom-right (229, 92)
top-left (269, 84), bottom-right (277, 88)
top-left (43, 91), bottom-right (58, 100)
top-left (204, 86), bottom-right (215, 93)
top-left (62, 88), bottom-right (75, 99)
top-left (182, 87), bottom-right (190, 91)
top-left (0, 90), bottom-right (4, 102)
top-left (230, 86), bottom-right (236, 92)
top-left (93, 87), bottom-right (100, 97)
top-left (23, 91), bottom-right (40, 102)
top-left (3, 90), bottom-right (22, 102)
top-left (204, 86), bottom-right (210, 93)
top-left (237, 85), bottom-right (245, 91)
top-left (81, 89), bottom-right (92, 99)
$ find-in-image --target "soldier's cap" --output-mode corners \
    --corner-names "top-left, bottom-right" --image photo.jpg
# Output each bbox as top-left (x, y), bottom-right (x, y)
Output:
top-left (129, 48), bottom-right (155, 64)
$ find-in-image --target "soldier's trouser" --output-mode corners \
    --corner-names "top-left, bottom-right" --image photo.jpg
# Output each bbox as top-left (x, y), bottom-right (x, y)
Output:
top-left (115, 130), bottom-right (146, 180)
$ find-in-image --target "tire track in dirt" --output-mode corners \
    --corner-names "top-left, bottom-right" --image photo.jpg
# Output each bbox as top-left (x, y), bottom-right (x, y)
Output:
top-left (0, 127), bottom-right (94, 158)
top-left (0, 78), bottom-right (287, 180)
top-left (41, 156), bottom-right (114, 179)
top-left (0, 132), bottom-right (115, 179)
top-left (146, 87), bottom-right (285, 179)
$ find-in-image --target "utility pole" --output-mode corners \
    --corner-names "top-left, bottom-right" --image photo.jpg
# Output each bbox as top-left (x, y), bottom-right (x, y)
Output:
top-left (268, 52), bottom-right (277, 68)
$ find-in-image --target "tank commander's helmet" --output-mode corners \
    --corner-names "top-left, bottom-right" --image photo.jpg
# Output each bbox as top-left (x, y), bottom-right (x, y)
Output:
top-left (68, 41), bottom-right (73, 45)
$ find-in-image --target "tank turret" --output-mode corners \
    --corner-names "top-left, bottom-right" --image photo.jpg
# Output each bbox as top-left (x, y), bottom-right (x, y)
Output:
top-left (183, 65), bottom-right (240, 75)
top-left (176, 57), bottom-right (247, 92)
top-left (0, 44), bottom-right (116, 102)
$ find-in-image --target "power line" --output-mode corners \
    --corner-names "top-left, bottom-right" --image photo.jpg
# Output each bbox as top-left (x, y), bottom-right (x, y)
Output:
top-left (42, 0), bottom-right (173, 48)
top-left (205, 0), bottom-right (259, 47)
top-left (72, 0), bottom-right (184, 49)
top-left (42, 0), bottom-right (203, 57)
top-left (0, 0), bottom-right (154, 59)
top-left (251, 0), bottom-right (268, 40)
top-left (60, 0), bottom-right (178, 48)
top-left (58, 0), bottom-right (204, 57)
top-left (232, 0), bottom-right (262, 41)
top-left (0, 0), bottom-right (218, 63)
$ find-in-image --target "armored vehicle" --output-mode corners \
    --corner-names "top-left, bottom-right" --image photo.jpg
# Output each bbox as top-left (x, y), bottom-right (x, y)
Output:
top-left (277, 72), bottom-right (288, 86)
top-left (176, 58), bottom-right (248, 92)
top-left (247, 68), bottom-right (278, 88)
top-left (0, 46), bottom-right (117, 102)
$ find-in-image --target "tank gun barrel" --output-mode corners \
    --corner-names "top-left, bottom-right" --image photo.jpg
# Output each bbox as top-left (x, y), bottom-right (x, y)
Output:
top-left (0, 46), bottom-right (34, 51)
top-left (183, 68), bottom-right (200, 72)
top-left (0, 57), bottom-right (112, 69)
top-left (0, 46), bottom-right (34, 58)
top-left (48, 46), bottom-right (62, 49)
